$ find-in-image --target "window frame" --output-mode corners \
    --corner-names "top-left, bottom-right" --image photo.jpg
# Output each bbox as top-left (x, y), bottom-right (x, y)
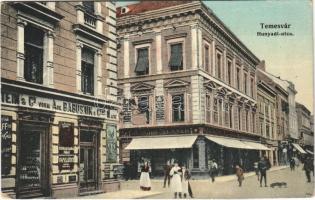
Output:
top-left (167, 38), bottom-right (185, 71)
top-left (236, 66), bottom-right (241, 90)
top-left (81, 46), bottom-right (96, 95)
top-left (203, 41), bottom-right (211, 74)
top-left (134, 43), bottom-right (151, 76)
top-left (216, 50), bottom-right (222, 79)
top-left (171, 93), bottom-right (185, 122)
top-left (227, 59), bottom-right (232, 85)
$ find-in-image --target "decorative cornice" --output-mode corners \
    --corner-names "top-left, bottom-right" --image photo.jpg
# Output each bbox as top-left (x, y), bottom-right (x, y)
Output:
top-left (72, 24), bottom-right (109, 44)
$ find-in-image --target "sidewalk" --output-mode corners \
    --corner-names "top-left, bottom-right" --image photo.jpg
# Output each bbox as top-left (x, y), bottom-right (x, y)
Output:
top-left (80, 165), bottom-right (289, 199)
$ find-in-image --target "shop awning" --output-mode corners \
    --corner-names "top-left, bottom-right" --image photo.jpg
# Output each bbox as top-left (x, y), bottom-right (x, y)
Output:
top-left (306, 150), bottom-right (314, 155)
top-left (125, 135), bottom-right (198, 150)
top-left (241, 140), bottom-right (271, 151)
top-left (206, 136), bottom-right (251, 149)
top-left (292, 143), bottom-right (307, 154)
top-left (205, 136), bottom-right (270, 150)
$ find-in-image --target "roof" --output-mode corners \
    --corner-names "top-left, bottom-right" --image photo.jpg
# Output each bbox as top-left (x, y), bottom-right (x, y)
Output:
top-left (117, 1), bottom-right (193, 17)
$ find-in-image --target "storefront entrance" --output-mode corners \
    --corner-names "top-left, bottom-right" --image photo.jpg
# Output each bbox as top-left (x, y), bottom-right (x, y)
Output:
top-left (79, 130), bottom-right (98, 193)
top-left (18, 124), bottom-right (49, 198)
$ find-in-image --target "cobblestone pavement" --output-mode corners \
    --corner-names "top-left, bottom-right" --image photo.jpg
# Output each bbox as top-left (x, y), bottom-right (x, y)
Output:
top-left (79, 166), bottom-right (314, 199)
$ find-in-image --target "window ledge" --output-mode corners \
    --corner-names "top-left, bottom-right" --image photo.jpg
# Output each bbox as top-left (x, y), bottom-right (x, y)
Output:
top-left (12, 2), bottom-right (64, 24)
top-left (73, 23), bottom-right (108, 44)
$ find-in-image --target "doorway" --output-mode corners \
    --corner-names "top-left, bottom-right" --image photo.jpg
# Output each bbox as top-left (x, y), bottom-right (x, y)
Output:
top-left (79, 130), bottom-right (98, 193)
top-left (18, 125), bottom-right (49, 197)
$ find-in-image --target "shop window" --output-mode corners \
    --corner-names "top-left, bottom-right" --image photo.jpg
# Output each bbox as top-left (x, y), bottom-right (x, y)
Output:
top-left (172, 94), bottom-right (185, 122)
top-left (138, 95), bottom-right (150, 124)
top-left (193, 144), bottom-right (199, 168)
top-left (204, 45), bottom-right (210, 73)
top-left (81, 47), bottom-right (95, 95)
top-left (24, 25), bottom-right (44, 84)
top-left (135, 48), bottom-right (149, 75)
top-left (169, 43), bottom-right (183, 71)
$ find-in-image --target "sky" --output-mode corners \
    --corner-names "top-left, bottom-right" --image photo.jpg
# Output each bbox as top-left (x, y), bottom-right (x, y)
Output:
top-left (117, 0), bottom-right (314, 113)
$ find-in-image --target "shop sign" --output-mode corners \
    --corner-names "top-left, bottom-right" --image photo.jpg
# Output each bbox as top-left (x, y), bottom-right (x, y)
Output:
top-left (155, 96), bottom-right (165, 120)
top-left (1, 91), bottom-right (118, 119)
top-left (1, 115), bottom-right (12, 175)
top-left (58, 122), bottom-right (75, 171)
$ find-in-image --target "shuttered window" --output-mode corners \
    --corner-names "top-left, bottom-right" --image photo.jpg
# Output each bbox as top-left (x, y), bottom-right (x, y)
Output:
top-left (24, 25), bottom-right (44, 84)
top-left (135, 48), bottom-right (149, 75)
top-left (169, 43), bottom-right (183, 71)
top-left (81, 47), bottom-right (94, 95)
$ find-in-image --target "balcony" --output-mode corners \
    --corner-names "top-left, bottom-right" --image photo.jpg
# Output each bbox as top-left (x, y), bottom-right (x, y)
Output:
top-left (84, 12), bottom-right (96, 28)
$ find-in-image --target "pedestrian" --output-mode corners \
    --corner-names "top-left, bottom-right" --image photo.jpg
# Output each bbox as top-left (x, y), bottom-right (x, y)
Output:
top-left (209, 160), bottom-right (218, 182)
top-left (163, 160), bottom-right (172, 188)
top-left (290, 158), bottom-right (295, 171)
top-left (254, 161), bottom-right (259, 181)
top-left (294, 157), bottom-right (300, 168)
top-left (235, 165), bottom-right (244, 187)
top-left (170, 162), bottom-right (182, 198)
top-left (258, 156), bottom-right (268, 187)
top-left (139, 161), bottom-right (151, 191)
top-left (181, 166), bottom-right (193, 198)
top-left (303, 156), bottom-right (313, 183)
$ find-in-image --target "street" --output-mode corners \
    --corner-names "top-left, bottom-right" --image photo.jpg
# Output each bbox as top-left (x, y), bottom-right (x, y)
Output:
top-left (124, 166), bottom-right (314, 199)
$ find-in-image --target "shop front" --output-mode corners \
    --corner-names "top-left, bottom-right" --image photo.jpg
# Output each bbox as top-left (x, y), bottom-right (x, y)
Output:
top-left (1, 82), bottom-right (120, 198)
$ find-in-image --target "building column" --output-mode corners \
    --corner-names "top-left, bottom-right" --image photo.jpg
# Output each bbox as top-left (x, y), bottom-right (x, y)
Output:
top-left (191, 25), bottom-right (198, 69)
top-left (46, 31), bottom-right (54, 87)
top-left (95, 2), bottom-right (103, 34)
top-left (197, 139), bottom-right (206, 171)
top-left (123, 36), bottom-right (130, 78)
top-left (76, 2), bottom-right (84, 24)
top-left (155, 32), bottom-right (162, 74)
top-left (76, 42), bottom-right (83, 93)
top-left (16, 19), bottom-right (27, 81)
top-left (95, 50), bottom-right (103, 97)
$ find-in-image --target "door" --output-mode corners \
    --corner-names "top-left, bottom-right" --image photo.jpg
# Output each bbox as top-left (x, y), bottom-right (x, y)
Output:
top-left (79, 130), bottom-right (98, 193)
top-left (18, 127), bottom-right (49, 196)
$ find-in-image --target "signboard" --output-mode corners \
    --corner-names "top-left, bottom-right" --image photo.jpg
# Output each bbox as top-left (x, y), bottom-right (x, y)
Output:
top-left (122, 99), bottom-right (132, 122)
top-left (1, 91), bottom-right (118, 120)
top-left (1, 115), bottom-right (12, 175)
top-left (106, 125), bottom-right (117, 163)
top-left (155, 96), bottom-right (165, 120)
top-left (58, 122), bottom-right (75, 171)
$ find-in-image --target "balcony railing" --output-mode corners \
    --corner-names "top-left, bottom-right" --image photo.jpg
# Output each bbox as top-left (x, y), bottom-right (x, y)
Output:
top-left (84, 12), bottom-right (96, 28)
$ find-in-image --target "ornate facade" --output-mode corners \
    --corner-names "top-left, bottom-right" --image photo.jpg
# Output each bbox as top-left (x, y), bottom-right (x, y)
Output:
top-left (1, 2), bottom-right (120, 198)
top-left (117, 1), bottom-right (269, 176)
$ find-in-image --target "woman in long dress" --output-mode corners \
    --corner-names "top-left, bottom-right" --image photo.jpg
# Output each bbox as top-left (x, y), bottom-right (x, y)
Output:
top-left (181, 166), bottom-right (193, 198)
top-left (139, 162), bottom-right (151, 191)
top-left (170, 163), bottom-right (182, 198)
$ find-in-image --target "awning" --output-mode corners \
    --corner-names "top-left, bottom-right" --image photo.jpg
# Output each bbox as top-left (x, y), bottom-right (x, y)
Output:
top-left (306, 150), bottom-right (314, 155)
top-left (292, 143), bottom-right (307, 154)
top-left (205, 136), bottom-right (270, 150)
top-left (125, 135), bottom-right (197, 150)
top-left (242, 140), bottom-right (271, 151)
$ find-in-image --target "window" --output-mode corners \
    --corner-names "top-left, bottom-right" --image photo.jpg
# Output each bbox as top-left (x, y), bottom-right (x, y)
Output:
top-left (244, 73), bottom-right (247, 94)
top-left (229, 105), bottom-right (233, 128)
top-left (266, 124), bottom-right (270, 138)
top-left (260, 119), bottom-right (264, 135)
top-left (24, 25), bottom-right (44, 84)
top-left (250, 78), bottom-right (254, 97)
top-left (135, 48), bottom-right (149, 75)
top-left (169, 43), bottom-right (183, 71)
top-left (81, 47), bottom-right (95, 95)
top-left (224, 103), bottom-right (229, 127)
top-left (213, 98), bottom-right (218, 124)
top-left (216, 53), bottom-right (222, 79)
top-left (206, 95), bottom-right (211, 123)
top-left (236, 67), bottom-right (240, 90)
top-left (138, 95), bottom-right (150, 124)
top-left (227, 60), bottom-right (232, 85)
top-left (245, 110), bottom-right (249, 131)
top-left (172, 94), bottom-right (185, 122)
top-left (238, 107), bottom-right (241, 130)
top-left (82, 1), bottom-right (94, 14)
top-left (204, 45), bottom-right (210, 73)
top-left (265, 102), bottom-right (269, 116)
top-left (252, 113), bottom-right (255, 132)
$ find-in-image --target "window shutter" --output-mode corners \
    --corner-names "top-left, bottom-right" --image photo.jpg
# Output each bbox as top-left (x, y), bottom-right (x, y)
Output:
top-left (135, 48), bottom-right (149, 74)
top-left (169, 44), bottom-right (183, 70)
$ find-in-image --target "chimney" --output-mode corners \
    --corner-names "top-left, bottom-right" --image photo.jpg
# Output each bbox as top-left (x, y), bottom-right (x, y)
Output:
top-left (258, 60), bottom-right (266, 71)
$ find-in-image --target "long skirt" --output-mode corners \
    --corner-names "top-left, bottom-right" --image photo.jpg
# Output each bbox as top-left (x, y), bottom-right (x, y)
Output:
top-left (182, 179), bottom-right (189, 194)
top-left (139, 172), bottom-right (151, 190)
top-left (171, 174), bottom-right (182, 193)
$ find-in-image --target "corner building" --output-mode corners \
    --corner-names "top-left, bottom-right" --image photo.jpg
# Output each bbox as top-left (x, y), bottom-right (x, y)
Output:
top-left (117, 1), bottom-right (270, 176)
top-left (1, 2), bottom-right (120, 198)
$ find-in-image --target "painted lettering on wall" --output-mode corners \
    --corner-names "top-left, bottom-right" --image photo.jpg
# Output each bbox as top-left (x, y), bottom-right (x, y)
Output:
top-left (1, 115), bottom-right (12, 175)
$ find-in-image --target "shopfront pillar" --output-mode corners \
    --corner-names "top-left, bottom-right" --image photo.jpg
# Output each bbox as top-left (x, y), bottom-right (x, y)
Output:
top-left (197, 139), bottom-right (206, 171)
